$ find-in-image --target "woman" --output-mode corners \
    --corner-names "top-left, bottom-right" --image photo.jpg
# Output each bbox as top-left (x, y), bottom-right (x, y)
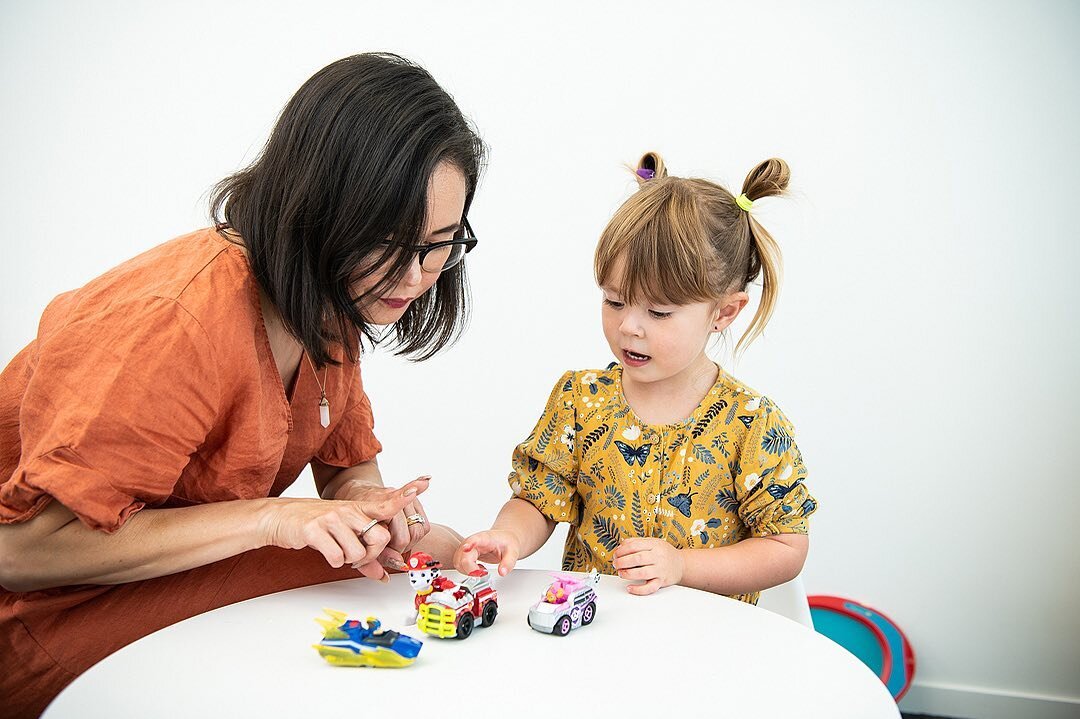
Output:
top-left (0, 53), bottom-right (484, 716)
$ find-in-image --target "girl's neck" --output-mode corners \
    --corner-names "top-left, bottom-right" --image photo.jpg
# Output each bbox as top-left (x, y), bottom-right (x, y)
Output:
top-left (621, 353), bottom-right (719, 427)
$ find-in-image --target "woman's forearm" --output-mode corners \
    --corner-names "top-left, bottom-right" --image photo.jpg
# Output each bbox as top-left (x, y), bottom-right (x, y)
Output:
top-left (492, 497), bottom-right (555, 559)
top-left (679, 534), bottom-right (809, 596)
top-left (0, 497), bottom-right (275, 592)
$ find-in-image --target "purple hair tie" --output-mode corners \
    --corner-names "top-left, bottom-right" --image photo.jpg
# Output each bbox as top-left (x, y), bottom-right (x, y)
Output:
top-left (636, 168), bottom-right (656, 180)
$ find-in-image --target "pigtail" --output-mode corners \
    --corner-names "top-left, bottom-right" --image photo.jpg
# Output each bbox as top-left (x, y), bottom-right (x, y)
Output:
top-left (631, 151), bottom-right (668, 186)
top-left (735, 158), bottom-right (790, 354)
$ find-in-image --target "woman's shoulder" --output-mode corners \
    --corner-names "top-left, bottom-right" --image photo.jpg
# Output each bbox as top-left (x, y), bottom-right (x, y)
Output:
top-left (36, 227), bottom-right (255, 355)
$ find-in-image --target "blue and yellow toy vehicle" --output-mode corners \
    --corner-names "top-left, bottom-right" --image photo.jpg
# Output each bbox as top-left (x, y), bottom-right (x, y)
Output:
top-left (313, 609), bottom-right (422, 668)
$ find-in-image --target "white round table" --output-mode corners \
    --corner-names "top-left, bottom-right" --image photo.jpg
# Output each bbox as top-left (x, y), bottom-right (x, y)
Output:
top-left (44, 570), bottom-right (899, 718)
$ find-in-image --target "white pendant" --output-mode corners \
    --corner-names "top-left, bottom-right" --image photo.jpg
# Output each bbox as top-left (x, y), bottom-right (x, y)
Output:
top-left (319, 399), bottom-right (331, 428)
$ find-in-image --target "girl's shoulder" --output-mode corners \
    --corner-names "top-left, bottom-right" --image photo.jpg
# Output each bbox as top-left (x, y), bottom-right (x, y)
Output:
top-left (707, 367), bottom-right (797, 434)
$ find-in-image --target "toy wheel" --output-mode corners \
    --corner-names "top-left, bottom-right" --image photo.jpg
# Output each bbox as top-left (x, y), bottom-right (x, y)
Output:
top-left (456, 612), bottom-right (474, 640)
top-left (481, 601), bottom-right (498, 627)
top-left (582, 602), bottom-right (596, 626)
top-left (554, 616), bottom-right (572, 636)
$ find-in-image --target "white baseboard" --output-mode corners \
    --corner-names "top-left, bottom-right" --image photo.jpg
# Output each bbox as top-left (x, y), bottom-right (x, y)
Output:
top-left (899, 681), bottom-right (1080, 719)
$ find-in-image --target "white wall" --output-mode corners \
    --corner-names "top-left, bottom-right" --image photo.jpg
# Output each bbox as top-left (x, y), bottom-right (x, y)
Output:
top-left (2, 1), bottom-right (1077, 716)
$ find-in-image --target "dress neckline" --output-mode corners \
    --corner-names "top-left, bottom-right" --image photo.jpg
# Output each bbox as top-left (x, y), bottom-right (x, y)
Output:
top-left (610, 362), bottom-right (727, 434)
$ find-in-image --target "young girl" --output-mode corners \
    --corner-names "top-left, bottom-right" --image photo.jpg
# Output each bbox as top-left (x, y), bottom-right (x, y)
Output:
top-left (454, 153), bottom-right (816, 602)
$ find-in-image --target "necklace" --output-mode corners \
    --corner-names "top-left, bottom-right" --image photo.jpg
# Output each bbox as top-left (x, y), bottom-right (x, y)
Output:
top-left (304, 352), bottom-right (331, 428)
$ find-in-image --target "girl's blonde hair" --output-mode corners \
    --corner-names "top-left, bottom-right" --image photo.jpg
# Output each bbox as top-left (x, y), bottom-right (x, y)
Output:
top-left (595, 152), bottom-right (789, 354)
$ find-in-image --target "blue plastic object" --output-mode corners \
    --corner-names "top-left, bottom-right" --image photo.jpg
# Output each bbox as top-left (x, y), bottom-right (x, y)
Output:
top-left (808, 595), bottom-right (915, 700)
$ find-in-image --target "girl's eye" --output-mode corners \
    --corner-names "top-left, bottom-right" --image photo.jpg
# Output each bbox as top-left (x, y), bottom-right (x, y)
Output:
top-left (649, 310), bottom-right (673, 319)
top-left (603, 299), bottom-right (624, 309)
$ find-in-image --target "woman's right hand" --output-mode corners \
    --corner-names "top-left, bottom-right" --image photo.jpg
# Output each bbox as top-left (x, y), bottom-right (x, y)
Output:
top-left (453, 529), bottom-right (521, 577)
top-left (258, 478), bottom-right (429, 581)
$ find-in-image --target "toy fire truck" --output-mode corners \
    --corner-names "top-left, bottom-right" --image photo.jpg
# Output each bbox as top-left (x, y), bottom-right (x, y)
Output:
top-left (404, 551), bottom-right (498, 640)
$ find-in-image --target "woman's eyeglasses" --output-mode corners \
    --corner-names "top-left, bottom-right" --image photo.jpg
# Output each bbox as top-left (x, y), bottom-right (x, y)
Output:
top-left (379, 218), bottom-right (478, 273)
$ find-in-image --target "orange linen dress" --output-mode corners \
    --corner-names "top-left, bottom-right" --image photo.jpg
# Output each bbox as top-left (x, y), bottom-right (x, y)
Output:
top-left (0, 228), bottom-right (382, 717)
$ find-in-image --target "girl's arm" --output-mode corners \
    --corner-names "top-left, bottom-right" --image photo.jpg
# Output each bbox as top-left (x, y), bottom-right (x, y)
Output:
top-left (0, 479), bottom-right (427, 593)
top-left (613, 533), bottom-right (808, 596)
top-left (492, 497), bottom-right (557, 558)
top-left (679, 534), bottom-right (808, 595)
top-left (454, 498), bottom-right (556, 575)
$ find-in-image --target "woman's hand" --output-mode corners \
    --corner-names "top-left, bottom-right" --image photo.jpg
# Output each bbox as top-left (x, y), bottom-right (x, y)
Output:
top-left (332, 475), bottom-right (432, 570)
top-left (258, 478), bottom-right (428, 581)
top-left (611, 537), bottom-right (686, 596)
top-left (453, 529), bottom-right (521, 577)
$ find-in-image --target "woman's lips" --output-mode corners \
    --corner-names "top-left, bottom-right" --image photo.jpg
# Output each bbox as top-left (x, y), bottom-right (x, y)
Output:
top-left (381, 298), bottom-right (412, 309)
top-left (622, 349), bottom-right (651, 367)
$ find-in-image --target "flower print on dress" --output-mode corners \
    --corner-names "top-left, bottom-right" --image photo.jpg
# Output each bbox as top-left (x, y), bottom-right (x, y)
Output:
top-left (559, 424), bottom-right (575, 453)
top-left (580, 371), bottom-right (614, 395)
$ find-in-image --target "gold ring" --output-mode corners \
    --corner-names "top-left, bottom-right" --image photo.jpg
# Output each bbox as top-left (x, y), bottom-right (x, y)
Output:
top-left (405, 514), bottom-right (425, 526)
top-left (359, 519), bottom-right (379, 537)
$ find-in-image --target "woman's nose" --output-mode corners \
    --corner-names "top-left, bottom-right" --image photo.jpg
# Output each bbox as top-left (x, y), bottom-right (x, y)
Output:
top-left (401, 254), bottom-right (425, 288)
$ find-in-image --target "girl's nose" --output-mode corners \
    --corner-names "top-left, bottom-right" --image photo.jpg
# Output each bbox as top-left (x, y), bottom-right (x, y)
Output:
top-left (619, 313), bottom-right (645, 338)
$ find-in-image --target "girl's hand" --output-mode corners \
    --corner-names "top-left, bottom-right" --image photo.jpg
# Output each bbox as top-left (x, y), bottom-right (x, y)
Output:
top-left (612, 537), bottom-right (685, 596)
top-left (453, 529), bottom-right (521, 577)
top-left (336, 476), bottom-right (432, 570)
top-left (259, 478), bottom-right (429, 581)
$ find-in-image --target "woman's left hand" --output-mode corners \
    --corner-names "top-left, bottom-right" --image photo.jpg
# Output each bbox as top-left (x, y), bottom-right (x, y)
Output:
top-left (611, 537), bottom-right (686, 596)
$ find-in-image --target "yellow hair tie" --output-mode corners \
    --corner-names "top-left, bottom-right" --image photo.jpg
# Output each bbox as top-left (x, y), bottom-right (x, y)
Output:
top-left (735, 194), bottom-right (754, 212)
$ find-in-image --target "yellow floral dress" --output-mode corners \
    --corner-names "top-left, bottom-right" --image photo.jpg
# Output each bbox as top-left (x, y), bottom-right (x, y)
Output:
top-left (508, 363), bottom-right (817, 604)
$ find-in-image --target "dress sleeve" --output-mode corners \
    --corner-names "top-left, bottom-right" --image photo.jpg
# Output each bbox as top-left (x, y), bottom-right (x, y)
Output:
top-left (508, 371), bottom-right (580, 523)
top-left (314, 363), bottom-right (382, 467)
top-left (733, 398), bottom-right (817, 537)
top-left (0, 297), bottom-right (220, 532)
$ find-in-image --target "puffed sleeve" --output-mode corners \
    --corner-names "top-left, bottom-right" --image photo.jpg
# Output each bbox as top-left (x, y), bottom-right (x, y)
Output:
top-left (508, 371), bottom-right (581, 522)
top-left (733, 398), bottom-right (817, 536)
top-left (0, 297), bottom-right (220, 533)
top-left (314, 363), bottom-right (382, 467)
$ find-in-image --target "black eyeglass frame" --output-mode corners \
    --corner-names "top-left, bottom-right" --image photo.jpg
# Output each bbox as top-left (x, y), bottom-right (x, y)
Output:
top-left (379, 218), bottom-right (478, 273)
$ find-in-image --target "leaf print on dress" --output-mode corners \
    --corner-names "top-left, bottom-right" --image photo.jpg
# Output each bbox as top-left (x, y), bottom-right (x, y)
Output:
top-left (765, 480), bottom-right (803, 499)
top-left (691, 444), bottom-right (717, 465)
top-left (714, 488), bottom-right (739, 512)
top-left (761, 425), bottom-right (794, 456)
top-left (592, 515), bottom-right (621, 552)
top-left (535, 414), bottom-right (558, 453)
top-left (692, 400), bottom-right (728, 438)
top-left (544, 473), bottom-right (567, 495)
top-left (667, 490), bottom-right (696, 518)
top-left (614, 440), bottom-right (652, 467)
top-left (631, 491), bottom-right (645, 536)
top-left (603, 485), bottom-right (626, 511)
top-left (580, 423), bottom-right (609, 458)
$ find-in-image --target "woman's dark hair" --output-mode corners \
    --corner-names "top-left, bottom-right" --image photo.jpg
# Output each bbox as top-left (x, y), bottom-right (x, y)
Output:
top-left (211, 52), bottom-right (486, 365)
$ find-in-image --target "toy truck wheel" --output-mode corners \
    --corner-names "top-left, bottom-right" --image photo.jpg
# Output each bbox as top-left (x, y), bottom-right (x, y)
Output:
top-left (481, 601), bottom-right (498, 627)
top-left (553, 616), bottom-right (572, 636)
top-left (582, 602), bottom-right (596, 625)
top-left (456, 612), bottom-right (474, 640)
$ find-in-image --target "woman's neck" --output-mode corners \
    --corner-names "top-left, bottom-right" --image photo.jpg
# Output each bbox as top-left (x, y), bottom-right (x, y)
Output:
top-left (621, 352), bottom-right (719, 427)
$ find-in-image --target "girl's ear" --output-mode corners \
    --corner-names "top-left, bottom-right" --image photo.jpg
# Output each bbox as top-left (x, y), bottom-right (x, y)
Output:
top-left (711, 291), bottom-right (750, 332)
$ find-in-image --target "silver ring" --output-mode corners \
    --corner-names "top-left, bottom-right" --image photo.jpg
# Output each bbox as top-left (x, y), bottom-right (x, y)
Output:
top-left (405, 513), bottom-right (425, 526)
top-left (358, 519), bottom-right (379, 537)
